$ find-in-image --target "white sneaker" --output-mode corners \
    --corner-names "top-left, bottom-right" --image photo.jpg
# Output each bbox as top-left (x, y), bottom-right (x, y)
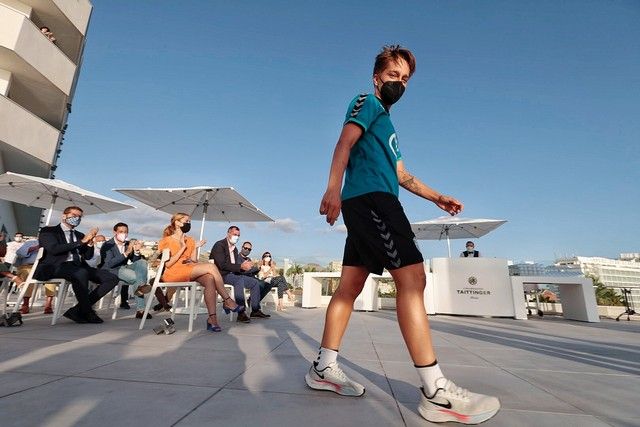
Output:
top-left (418, 378), bottom-right (500, 424)
top-left (305, 361), bottom-right (365, 396)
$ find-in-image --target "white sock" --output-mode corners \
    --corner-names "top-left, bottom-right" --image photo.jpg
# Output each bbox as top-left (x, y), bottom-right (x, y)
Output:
top-left (315, 347), bottom-right (338, 370)
top-left (416, 361), bottom-right (444, 396)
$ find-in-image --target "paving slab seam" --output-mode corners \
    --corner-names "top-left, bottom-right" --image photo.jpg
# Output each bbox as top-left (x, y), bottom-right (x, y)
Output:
top-left (449, 338), bottom-right (592, 417)
top-left (463, 329), bottom-right (640, 369)
top-left (366, 324), bottom-right (408, 426)
top-left (496, 408), bottom-right (617, 425)
top-left (171, 335), bottom-right (297, 426)
top-left (0, 375), bottom-right (67, 399)
top-left (497, 368), bottom-right (593, 416)
top-left (68, 373), bottom-right (223, 390)
top-left (221, 384), bottom-right (398, 402)
top-left (504, 367), bottom-right (640, 378)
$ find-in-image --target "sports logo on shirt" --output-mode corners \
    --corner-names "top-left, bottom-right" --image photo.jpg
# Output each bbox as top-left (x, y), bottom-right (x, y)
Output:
top-left (350, 94), bottom-right (367, 118)
top-left (388, 133), bottom-right (399, 159)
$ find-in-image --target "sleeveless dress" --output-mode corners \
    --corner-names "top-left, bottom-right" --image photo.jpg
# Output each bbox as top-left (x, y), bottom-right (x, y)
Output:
top-left (158, 236), bottom-right (196, 282)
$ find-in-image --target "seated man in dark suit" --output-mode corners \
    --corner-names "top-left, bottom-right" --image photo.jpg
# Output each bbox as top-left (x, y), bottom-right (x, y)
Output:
top-left (34, 206), bottom-right (119, 323)
top-left (210, 226), bottom-right (271, 322)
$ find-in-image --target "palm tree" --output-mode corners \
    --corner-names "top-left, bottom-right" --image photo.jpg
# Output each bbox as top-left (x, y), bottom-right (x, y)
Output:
top-left (589, 274), bottom-right (623, 306)
top-left (286, 263), bottom-right (305, 289)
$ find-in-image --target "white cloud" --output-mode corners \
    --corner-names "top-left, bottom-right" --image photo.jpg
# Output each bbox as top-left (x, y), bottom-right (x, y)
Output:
top-left (332, 224), bottom-right (347, 233)
top-left (270, 218), bottom-right (301, 233)
top-left (66, 202), bottom-right (169, 241)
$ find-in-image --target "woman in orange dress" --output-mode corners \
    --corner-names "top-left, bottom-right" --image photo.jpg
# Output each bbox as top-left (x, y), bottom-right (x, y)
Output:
top-left (158, 213), bottom-right (244, 332)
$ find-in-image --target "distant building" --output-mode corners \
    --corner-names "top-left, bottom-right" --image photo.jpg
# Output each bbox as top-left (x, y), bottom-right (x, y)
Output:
top-left (509, 262), bottom-right (582, 277)
top-left (555, 256), bottom-right (640, 307)
top-left (328, 261), bottom-right (342, 272)
top-left (0, 0), bottom-right (93, 235)
top-left (620, 253), bottom-right (640, 262)
top-left (139, 241), bottom-right (158, 259)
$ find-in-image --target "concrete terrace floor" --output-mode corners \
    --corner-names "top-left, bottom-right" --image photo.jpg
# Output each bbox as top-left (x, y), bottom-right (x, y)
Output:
top-left (0, 304), bottom-right (638, 427)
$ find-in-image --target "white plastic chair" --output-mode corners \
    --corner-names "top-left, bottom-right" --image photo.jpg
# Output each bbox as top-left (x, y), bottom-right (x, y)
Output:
top-left (223, 283), bottom-right (236, 321)
top-left (12, 248), bottom-right (69, 325)
top-left (97, 282), bottom-right (125, 320)
top-left (138, 249), bottom-right (202, 332)
top-left (0, 276), bottom-right (15, 316)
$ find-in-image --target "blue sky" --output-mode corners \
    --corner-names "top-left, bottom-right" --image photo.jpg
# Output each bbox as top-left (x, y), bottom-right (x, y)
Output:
top-left (59, 0), bottom-right (639, 265)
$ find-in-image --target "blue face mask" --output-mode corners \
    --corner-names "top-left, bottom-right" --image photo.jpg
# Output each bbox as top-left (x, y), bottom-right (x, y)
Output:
top-left (66, 216), bottom-right (81, 227)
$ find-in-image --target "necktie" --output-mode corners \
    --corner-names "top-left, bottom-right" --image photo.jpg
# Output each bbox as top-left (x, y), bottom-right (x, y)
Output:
top-left (69, 230), bottom-right (81, 265)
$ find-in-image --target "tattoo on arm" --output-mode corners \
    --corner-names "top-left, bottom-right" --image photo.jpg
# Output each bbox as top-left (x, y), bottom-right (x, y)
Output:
top-left (400, 172), bottom-right (420, 192)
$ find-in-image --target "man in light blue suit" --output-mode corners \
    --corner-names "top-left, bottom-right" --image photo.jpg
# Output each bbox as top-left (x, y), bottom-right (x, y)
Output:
top-left (100, 222), bottom-right (151, 319)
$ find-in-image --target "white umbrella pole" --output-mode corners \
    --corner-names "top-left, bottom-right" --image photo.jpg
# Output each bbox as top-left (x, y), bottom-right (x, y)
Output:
top-left (45, 194), bottom-right (58, 226)
top-left (447, 235), bottom-right (451, 258)
top-left (196, 202), bottom-right (208, 258)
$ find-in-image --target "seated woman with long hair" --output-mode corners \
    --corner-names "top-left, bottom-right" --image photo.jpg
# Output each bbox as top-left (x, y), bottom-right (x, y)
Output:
top-left (258, 251), bottom-right (295, 311)
top-left (158, 213), bottom-right (244, 332)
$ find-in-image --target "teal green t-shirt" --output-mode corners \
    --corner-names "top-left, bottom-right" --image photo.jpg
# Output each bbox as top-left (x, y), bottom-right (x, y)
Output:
top-left (341, 93), bottom-right (402, 201)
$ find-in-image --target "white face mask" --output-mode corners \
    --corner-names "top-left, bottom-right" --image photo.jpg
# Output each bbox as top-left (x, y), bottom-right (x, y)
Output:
top-left (466, 247), bottom-right (474, 252)
top-left (95, 242), bottom-right (104, 249)
top-left (264, 257), bottom-right (271, 263)
top-left (229, 235), bottom-right (239, 245)
top-left (116, 232), bottom-right (128, 242)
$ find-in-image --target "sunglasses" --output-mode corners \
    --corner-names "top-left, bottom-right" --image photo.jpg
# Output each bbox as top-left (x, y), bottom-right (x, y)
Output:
top-left (242, 247), bottom-right (252, 251)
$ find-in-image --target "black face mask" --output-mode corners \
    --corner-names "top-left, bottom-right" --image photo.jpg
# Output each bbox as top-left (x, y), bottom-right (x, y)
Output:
top-left (379, 80), bottom-right (405, 105)
top-left (241, 249), bottom-right (251, 256)
top-left (180, 223), bottom-right (191, 233)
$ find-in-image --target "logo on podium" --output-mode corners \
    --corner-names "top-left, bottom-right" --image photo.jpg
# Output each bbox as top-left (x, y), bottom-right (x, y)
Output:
top-left (468, 276), bottom-right (478, 286)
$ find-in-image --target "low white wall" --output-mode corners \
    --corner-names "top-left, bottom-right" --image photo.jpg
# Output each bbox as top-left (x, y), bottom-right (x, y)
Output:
top-left (0, 0), bottom-right (32, 18)
top-left (0, 69), bottom-right (11, 96)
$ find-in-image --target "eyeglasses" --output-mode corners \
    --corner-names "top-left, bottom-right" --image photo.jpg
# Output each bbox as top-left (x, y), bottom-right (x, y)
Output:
top-left (242, 247), bottom-right (252, 251)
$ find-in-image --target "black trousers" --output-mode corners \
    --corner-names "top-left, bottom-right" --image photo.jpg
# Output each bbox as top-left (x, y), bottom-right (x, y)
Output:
top-left (48, 262), bottom-right (119, 314)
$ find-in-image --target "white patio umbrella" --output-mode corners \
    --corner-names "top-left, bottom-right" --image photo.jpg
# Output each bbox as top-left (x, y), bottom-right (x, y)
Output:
top-left (411, 216), bottom-right (507, 257)
top-left (0, 172), bottom-right (135, 225)
top-left (113, 186), bottom-right (274, 249)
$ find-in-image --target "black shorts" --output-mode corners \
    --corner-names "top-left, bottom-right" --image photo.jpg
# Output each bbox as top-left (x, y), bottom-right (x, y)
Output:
top-left (342, 192), bottom-right (423, 275)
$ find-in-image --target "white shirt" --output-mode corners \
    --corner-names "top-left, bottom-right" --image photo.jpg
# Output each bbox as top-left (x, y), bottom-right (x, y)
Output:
top-left (4, 240), bottom-right (23, 264)
top-left (228, 240), bottom-right (236, 264)
top-left (115, 239), bottom-right (126, 255)
top-left (60, 222), bottom-right (76, 262)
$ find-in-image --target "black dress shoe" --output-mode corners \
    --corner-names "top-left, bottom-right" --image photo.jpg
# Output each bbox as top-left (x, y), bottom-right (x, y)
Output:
top-left (250, 310), bottom-right (271, 318)
top-left (120, 301), bottom-right (131, 310)
top-left (85, 310), bottom-right (104, 324)
top-left (135, 311), bottom-right (152, 319)
top-left (236, 312), bottom-right (251, 323)
top-left (63, 307), bottom-right (88, 324)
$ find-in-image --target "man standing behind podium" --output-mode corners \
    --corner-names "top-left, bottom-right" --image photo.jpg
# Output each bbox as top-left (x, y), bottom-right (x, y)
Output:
top-left (34, 206), bottom-right (119, 323)
top-left (460, 241), bottom-right (480, 258)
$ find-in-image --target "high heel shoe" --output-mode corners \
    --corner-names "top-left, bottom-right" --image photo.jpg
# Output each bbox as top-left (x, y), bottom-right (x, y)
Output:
top-left (206, 314), bottom-right (222, 332)
top-left (222, 297), bottom-right (246, 314)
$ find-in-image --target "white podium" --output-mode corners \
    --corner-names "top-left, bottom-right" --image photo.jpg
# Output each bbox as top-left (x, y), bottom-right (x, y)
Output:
top-left (431, 258), bottom-right (516, 317)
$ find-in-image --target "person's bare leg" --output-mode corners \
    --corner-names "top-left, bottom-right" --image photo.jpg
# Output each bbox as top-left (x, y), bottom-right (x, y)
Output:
top-left (193, 273), bottom-right (218, 325)
top-left (320, 266), bottom-right (369, 349)
top-left (190, 264), bottom-right (239, 311)
top-left (390, 262), bottom-right (436, 365)
top-left (306, 265), bottom-right (369, 397)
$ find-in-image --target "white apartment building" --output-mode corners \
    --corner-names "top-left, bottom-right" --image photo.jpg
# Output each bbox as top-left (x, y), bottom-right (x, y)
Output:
top-left (555, 256), bottom-right (640, 307)
top-left (0, 0), bottom-right (92, 235)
